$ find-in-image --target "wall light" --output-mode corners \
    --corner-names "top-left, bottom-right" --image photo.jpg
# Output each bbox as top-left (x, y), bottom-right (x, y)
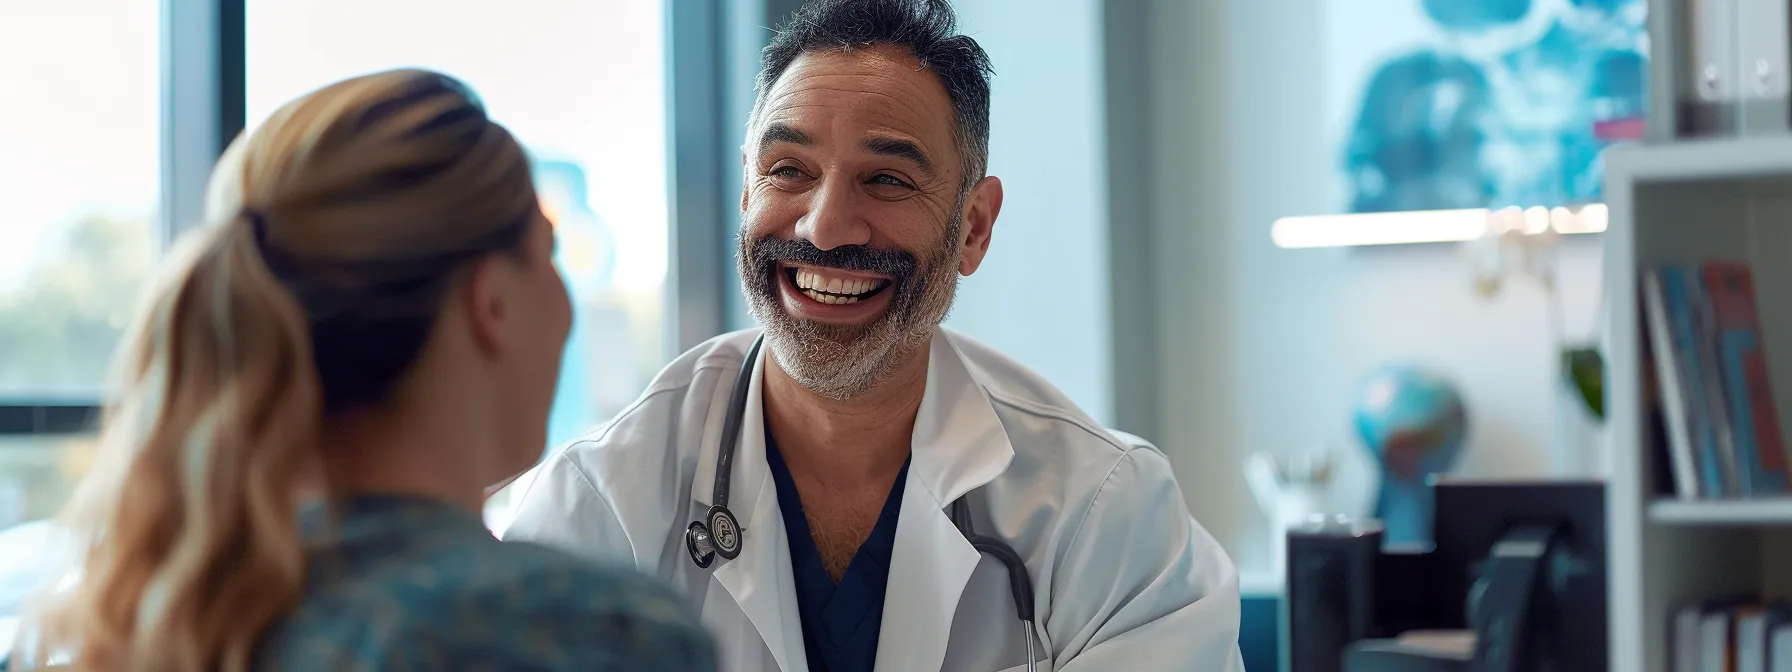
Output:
top-left (1270, 204), bottom-right (1608, 249)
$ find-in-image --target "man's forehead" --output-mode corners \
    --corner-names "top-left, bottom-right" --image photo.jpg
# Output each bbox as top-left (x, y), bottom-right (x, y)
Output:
top-left (756, 45), bottom-right (957, 145)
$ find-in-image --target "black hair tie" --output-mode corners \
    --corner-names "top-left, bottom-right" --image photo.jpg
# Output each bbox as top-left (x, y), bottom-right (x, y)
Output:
top-left (243, 208), bottom-right (297, 277)
top-left (244, 209), bottom-right (272, 245)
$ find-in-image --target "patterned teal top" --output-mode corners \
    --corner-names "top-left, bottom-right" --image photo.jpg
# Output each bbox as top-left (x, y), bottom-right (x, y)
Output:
top-left (252, 495), bottom-right (715, 671)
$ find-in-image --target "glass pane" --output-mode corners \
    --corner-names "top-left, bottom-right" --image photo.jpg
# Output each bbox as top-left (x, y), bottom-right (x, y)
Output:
top-left (245, 0), bottom-right (672, 530)
top-left (0, 433), bottom-right (95, 618)
top-left (0, 1), bottom-right (162, 399)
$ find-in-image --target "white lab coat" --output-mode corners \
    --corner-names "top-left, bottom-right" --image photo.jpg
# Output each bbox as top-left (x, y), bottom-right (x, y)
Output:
top-left (502, 328), bottom-right (1244, 672)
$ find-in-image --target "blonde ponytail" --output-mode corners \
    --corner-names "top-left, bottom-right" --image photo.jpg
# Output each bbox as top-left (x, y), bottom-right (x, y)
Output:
top-left (18, 68), bottom-right (541, 671)
top-left (25, 211), bottom-right (324, 670)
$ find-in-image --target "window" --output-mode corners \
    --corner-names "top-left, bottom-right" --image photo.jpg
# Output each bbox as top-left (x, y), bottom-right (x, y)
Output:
top-left (0, 0), bottom-right (163, 623)
top-left (0, 434), bottom-right (93, 540)
top-left (0, 0), bottom-right (162, 400)
top-left (245, 0), bottom-right (674, 529)
top-left (0, 435), bottom-right (88, 624)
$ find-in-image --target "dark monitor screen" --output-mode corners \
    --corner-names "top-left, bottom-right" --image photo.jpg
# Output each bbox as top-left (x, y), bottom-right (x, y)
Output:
top-left (1430, 478), bottom-right (1607, 671)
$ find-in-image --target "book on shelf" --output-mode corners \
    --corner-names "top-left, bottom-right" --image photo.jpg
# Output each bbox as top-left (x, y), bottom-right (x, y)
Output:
top-left (1673, 599), bottom-right (1792, 672)
top-left (1641, 261), bottom-right (1789, 500)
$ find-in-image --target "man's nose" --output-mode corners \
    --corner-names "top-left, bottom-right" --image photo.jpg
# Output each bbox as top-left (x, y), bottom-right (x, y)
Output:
top-left (794, 175), bottom-right (871, 250)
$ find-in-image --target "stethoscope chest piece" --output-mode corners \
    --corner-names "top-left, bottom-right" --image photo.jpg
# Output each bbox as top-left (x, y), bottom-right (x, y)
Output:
top-left (685, 505), bottom-right (743, 569)
top-left (706, 505), bottom-right (743, 560)
top-left (685, 520), bottom-right (717, 569)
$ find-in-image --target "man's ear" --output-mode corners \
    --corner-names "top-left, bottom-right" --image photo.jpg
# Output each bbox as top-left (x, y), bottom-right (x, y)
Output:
top-left (957, 176), bottom-right (1003, 276)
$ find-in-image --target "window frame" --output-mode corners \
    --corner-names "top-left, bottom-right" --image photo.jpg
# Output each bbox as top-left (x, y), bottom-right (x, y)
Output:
top-left (663, 0), bottom-right (802, 344)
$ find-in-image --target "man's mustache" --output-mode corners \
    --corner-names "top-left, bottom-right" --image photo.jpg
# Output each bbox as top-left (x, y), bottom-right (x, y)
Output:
top-left (748, 236), bottom-right (918, 279)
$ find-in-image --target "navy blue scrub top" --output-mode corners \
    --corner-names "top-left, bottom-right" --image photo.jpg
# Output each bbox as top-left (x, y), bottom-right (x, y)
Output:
top-left (764, 429), bottom-right (910, 672)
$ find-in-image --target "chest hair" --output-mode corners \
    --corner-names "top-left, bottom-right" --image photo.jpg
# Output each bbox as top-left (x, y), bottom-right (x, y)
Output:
top-left (801, 488), bottom-right (893, 583)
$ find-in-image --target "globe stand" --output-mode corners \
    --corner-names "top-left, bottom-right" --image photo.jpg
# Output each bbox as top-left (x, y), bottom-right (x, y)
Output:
top-left (1374, 475), bottom-right (1436, 546)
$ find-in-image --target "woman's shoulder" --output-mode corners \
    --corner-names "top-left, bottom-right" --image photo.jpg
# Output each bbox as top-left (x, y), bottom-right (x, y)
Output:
top-left (258, 508), bottom-right (714, 671)
top-left (422, 542), bottom-right (716, 669)
top-left (462, 539), bottom-right (705, 630)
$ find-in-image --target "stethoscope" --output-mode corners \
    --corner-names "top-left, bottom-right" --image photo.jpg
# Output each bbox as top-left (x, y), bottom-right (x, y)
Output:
top-left (684, 335), bottom-right (1041, 671)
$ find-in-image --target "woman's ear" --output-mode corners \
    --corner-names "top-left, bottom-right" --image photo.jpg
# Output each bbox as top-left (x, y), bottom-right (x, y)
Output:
top-left (458, 255), bottom-right (513, 357)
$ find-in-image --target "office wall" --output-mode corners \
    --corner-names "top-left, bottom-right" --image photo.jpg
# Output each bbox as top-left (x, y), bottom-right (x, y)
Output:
top-left (944, 0), bottom-right (1113, 425)
top-left (1132, 0), bottom-right (1606, 575)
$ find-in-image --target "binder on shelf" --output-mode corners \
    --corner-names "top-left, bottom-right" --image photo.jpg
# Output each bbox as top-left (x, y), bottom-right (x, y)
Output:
top-left (1641, 261), bottom-right (1790, 500)
top-left (1685, 0), bottom-right (1741, 134)
top-left (1734, 0), bottom-right (1791, 133)
top-left (1735, 604), bottom-right (1792, 672)
top-left (1678, 0), bottom-right (1792, 135)
top-left (1706, 606), bottom-right (1738, 672)
top-left (1704, 262), bottom-right (1789, 495)
top-left (1773, 622), bottom-right (1792, 672)
top-left (1646, 269), bottom-right (1708, 499)
top-left (1690, 0), bottom-right (1740, 103)
top-left (1646, 265), bottom-right (1734, 497)
top-left (1679, 604), bottom-right (1705, 672)
top-left (1691, 265), bottom-right (1744, 496)
top-left (1676, 600), bottom-right (1792, 672)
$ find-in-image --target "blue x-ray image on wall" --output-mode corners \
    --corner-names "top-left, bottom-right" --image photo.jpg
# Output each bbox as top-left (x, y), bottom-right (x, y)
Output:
top-left (1330, 0), bottom-right (1648, 214)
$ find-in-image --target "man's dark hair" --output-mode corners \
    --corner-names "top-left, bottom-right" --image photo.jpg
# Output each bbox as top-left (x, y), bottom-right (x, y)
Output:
top-left (755, 0), bottom-right (995, 190)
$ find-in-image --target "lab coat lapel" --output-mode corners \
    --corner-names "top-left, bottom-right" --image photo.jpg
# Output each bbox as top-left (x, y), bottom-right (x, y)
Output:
top-left (877, 331), bottom-right (1015, 671)
top-left (700, 343), bottom-right (809, 672)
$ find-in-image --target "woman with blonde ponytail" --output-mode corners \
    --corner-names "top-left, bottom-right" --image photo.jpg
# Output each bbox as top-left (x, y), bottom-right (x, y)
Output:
top-left (11, 69), bottom-right (715, 671)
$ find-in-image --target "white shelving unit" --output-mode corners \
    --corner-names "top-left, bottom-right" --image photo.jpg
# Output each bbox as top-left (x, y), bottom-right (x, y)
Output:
top-left (1605, 136), bottom-right (1792, 672)
top-left (1649, 498), bottom-right (1792, 524)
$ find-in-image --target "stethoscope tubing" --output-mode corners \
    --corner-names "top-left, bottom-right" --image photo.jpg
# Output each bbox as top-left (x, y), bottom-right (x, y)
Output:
top-left (711, 335), bottom-right (762, 508)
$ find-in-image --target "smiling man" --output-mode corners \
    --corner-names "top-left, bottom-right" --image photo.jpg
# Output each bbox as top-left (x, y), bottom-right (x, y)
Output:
top-left (501, 1), bottom-right (1244, 670)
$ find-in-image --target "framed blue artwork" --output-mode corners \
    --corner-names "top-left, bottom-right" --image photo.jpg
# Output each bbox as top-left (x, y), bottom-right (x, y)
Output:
top-left (1328, 0), bottom-right (1648, 215)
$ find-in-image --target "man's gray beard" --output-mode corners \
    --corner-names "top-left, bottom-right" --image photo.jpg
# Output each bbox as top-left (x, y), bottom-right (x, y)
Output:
top-left (739, 226), bottom-right (962, 402)
top-left (762, 314), bottom-right (937, 401)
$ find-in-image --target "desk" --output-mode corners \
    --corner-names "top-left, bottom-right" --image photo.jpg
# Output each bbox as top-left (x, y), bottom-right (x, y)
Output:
top-left (0, 576), bottom-right (1290, 670)
top-left (1241, 571), bottom-right (1281, 671)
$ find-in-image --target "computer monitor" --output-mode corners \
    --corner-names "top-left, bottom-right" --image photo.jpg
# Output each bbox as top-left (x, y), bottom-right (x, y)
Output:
top-left (1286, 478), bottom-right (1608, 672)
top-left (1430, 478), bottom-right (1607, 672)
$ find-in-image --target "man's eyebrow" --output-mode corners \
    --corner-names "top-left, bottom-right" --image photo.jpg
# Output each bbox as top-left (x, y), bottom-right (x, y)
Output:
top-left (756, 122), bottom-right (812, 154)
top-left (863, 136), bottom-right (935, 175)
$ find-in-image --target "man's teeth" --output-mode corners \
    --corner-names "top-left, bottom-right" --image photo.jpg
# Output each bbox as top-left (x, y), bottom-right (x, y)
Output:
top-left (794, 268), bottom-right (883, 305)
top-left (796, 269), bottom-right (879, 295)
top-left (805, 290), bottom-right (858, 305)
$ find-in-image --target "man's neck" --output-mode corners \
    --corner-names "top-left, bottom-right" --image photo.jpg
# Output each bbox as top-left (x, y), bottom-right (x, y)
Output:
top-left (762, 345), bottom-right (929, 490)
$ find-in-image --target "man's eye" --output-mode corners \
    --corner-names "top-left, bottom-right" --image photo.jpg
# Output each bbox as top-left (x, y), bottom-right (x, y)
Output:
top-left (769, 166), bottom-right (803, 178)
top-left (868, 174), bottom-right (913, 189)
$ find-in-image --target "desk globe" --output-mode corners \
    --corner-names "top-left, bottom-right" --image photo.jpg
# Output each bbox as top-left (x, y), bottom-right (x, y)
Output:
top-left (1352, 364), bottom-right (1468, 545)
